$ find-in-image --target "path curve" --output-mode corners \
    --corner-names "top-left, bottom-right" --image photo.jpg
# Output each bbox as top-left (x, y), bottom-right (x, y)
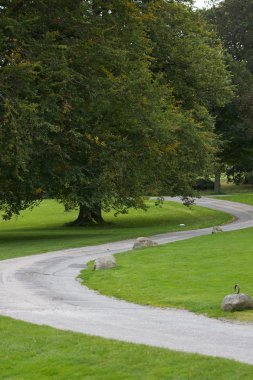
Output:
top-left (1, 197), bottom-right (253, 365)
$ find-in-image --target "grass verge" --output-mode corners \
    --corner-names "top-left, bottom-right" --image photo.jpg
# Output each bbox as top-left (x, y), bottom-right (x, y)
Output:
top-left (81, 227), bottom-right (253, 322)
top-left (0, 199), bottom-right (231, 260)
top-left (0, 200), bottom-right (244, 378)
top-left (214, 193), bottom-right (253, 206)
top-left (0, 316), bottom-right (253, 379)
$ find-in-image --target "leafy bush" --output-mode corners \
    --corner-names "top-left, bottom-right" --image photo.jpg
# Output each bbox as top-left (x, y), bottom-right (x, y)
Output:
top-left (194, 178), bottom-right (214, 191)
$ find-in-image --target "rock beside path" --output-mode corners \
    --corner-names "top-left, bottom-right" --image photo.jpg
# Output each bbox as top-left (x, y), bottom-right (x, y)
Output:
top-left (133, 237), bottom-right (158, 249)
top-left (94, 255), bottom-right (116, 270)
top-left (212, 226), bottom-right (223, 234)
top-left (221, 294), bottom-right (253, 311)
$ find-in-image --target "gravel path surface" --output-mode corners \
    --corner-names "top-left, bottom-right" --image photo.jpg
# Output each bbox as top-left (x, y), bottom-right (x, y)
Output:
top-left (1, 197), bottom-right (253, 364)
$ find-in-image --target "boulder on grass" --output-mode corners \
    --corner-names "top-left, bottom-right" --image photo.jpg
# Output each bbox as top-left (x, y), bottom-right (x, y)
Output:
top-left (94, 255), bottom-right (116, 270)
top-left (221, 294), bottom-right (253, 312)
top-left (212, 226), bottom-right (223, 234)
top-left (133, 237), bottom-right (158, 249)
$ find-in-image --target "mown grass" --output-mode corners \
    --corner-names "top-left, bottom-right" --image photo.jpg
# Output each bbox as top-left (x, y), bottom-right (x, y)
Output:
top-left (81, 227), bottom-right (253, 322)
top-left (214, 193), bottom-right (253, 206)
top-left (1, 316), bottom-right (253, 379)
top-left (0, 199), bottom-right (248, 378)
top-left (0, 199), bottom-right (231, 261)
top-left (216, 180), bottom-right (253, 194)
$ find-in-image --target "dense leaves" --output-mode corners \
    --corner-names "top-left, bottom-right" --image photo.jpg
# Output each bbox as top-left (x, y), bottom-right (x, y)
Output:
top-left (149, 1), bottom-right (233, 112)
top-left (205, 0), bottom-right (253, 182)
top-left (0, 0), bottom-right (232, 223)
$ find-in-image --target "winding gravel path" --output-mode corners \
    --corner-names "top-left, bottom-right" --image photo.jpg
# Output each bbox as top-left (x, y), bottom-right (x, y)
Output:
top-left (1, 197), bottom-right (253, 364)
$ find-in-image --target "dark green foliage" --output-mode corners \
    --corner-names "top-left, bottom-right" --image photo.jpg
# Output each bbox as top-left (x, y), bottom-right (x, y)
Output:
top-left (205, 0), bottom-right (253, 181)
top-left (207, 0), bottom-right (253, 70)
top-left (243, 172), bottom-right (253, 185)
top-left (215, 61), bottom-right (253, 181)
top-left (0, 0), bottom-right (233, 222)
top-left (148, 1), bottom-right (233, 112)
top-left (193, 177), bottom-right (214, 190)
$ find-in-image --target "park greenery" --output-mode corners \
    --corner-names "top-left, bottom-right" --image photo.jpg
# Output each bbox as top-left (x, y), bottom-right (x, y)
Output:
top-left (0, 195), bottom-right (246, 378)
top-left (0, 199), bottom-right (231, 260)
top-left (1, 0), bottom-right (252, 222)
top-left (1, 0), bottom-right (253, 378)
top-left (204, 0), bottom-right (253, 188)
top-left (0, 0), bottom-right (234, 224)
top-left (1, 316), bottom-right (253, 380)
top-left (215, 193), bottom-right (253, 206)
top-left (1, 0), bottom-right (253, 220)
top-left (82, 224), bottom-right (253, 322)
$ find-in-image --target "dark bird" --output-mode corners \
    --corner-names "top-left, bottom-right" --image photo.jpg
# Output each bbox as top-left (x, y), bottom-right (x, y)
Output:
top-left (234, 284), bottom-right (240, 294)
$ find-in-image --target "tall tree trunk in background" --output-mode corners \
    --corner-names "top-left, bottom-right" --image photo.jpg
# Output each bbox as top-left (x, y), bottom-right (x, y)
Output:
top-left (69, 204), bottom-right (104, 226)
top-left (214, 171), bottom-right (221, 193)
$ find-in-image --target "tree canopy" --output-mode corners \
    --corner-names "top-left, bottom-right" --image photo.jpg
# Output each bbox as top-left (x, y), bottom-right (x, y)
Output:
top-left (0, 0), bottom-right (233, 223)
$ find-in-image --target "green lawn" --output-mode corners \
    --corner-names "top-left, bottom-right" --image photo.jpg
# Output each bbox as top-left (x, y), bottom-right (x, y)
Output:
top-left (220, 182), bottom-right (253, 194)
top-left (214, 193), bottom-right (253, 206)
top-left (1, 316), bottom-right (253, 379)
top-left (199, 176), bottom-right (253, 196)
top-left (0, 199), bottom-right (231, 261)
top-left (1, 199), bottom-right (250, 378)
top-left (82, 227), bottom-right (253, 322)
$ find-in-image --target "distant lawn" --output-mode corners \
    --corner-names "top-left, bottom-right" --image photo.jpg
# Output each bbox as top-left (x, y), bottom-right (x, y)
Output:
top-left (82, 227), bottom-right (253, 323)
top-left (214, 193), bottom-right (253, 206)
top-left (0, 316), bottom-right (253, 379)
top-left (199, 176), bottom-right (253, 196)
top-left (0, 199), bottom-right (231, 261)
top-left (217, 181), bottom-right (253, 194)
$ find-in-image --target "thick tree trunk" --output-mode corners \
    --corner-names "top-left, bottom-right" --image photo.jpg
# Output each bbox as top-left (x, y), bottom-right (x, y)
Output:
top-left (90, 204), bottom-right (104, 224)
top-left (214, 171), bottom-right (221, 193)
top-left (68, 204), bottom-right (104, 226)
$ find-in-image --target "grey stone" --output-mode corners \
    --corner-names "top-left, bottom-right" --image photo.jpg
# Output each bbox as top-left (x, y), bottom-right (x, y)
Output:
top-left (133, 237), bottom-right (158, 249)
top-left (94, 255), bottom-right (116, 270)
top-left (221, 294), bottom-right (253, 312)
top-left (212, 226), bottom-right (223, 234)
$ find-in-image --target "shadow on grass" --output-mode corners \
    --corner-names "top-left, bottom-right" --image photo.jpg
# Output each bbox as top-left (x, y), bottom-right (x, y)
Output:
top-left (0, 231), bottom-right (113, 243)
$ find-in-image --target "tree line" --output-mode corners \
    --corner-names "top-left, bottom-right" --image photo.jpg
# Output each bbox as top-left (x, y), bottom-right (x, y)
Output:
top-left (204, 0), bottom-right (253, 189)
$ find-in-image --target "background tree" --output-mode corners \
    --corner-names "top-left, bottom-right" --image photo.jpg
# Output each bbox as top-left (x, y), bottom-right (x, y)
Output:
top-left (145, 0), bottom-right (234, 192)
top-left (204, 0), bottom-right (253, 185)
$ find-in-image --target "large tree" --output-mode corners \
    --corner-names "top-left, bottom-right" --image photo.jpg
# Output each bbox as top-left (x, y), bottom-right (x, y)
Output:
top-left (0, 0), bottom-right (232, 224)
